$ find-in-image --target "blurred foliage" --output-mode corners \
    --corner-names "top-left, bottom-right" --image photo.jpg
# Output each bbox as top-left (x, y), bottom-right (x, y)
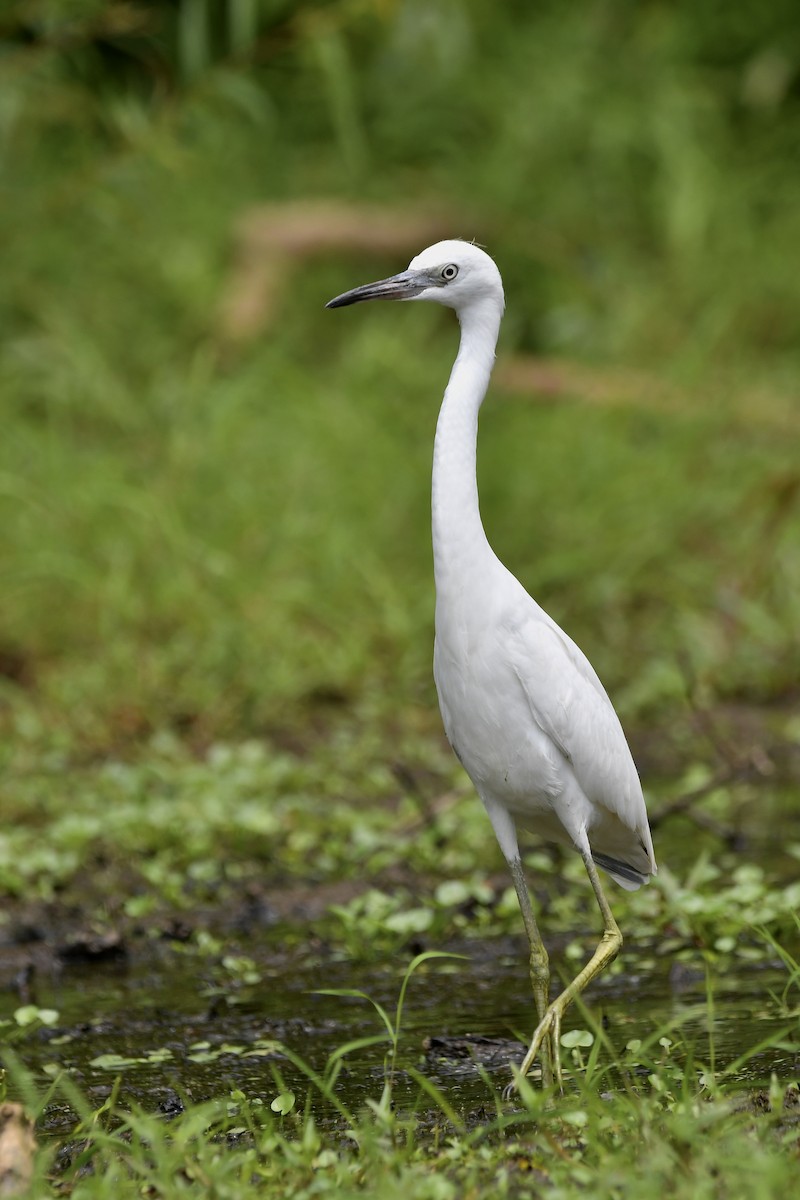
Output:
top-left (3, 0), bottom-right (800, 354)
top-left (1, 13), bottom-right (799, 1188)
top-left (1, 0), bottom-right (799, 762)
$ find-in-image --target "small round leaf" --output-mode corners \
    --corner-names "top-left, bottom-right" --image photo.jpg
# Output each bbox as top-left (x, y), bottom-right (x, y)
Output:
top-left (270, 1091), bottom-right (296, 1115)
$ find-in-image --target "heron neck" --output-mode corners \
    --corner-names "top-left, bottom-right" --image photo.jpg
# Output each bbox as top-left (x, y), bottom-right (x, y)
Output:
top-left (432, 303), bottom-right (502, 592)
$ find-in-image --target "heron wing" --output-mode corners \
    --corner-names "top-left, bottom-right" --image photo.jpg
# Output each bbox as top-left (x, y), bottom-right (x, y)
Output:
top-left (507, 605), bottom-right (654, 866)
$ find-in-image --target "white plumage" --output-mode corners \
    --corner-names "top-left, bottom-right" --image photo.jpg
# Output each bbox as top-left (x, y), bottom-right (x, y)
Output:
top-left (327, 239), bottom-right (656, 1090)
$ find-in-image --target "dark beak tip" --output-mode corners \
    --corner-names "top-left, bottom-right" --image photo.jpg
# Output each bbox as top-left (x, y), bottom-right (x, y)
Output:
top-left (325, 294), bottom-right (355, 309)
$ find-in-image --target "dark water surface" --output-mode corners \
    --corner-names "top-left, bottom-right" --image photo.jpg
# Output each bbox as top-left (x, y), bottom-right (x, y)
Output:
top-left (2, 919), bottom-right (797, 1135)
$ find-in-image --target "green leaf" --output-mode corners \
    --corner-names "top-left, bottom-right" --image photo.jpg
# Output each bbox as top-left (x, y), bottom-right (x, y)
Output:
top-left (270, 1091), bottom-right (296, 1116)
top-left (560, 1029), bottom-right (594, 1049)
top-left (13, 1005), bottom-right (58, 1027)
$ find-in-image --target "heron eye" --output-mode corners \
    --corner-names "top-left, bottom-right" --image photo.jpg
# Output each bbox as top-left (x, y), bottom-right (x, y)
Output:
top-left (441, 264), bottom-right (459, 281)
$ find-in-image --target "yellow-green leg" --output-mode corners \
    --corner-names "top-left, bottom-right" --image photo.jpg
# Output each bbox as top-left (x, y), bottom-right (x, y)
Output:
top-left (512, 851), bottom-right (622, 1092)
top-left (507, 855), bottom-right (558, 1089)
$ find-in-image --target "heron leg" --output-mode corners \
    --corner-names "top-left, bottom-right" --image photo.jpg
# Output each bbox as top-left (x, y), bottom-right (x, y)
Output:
top-left (481, 799), bottom-right (557, 1089)
top-left (507, 855), bottom-right (556, 1089)
top-left (513, 851), bottom-right (622, 1092)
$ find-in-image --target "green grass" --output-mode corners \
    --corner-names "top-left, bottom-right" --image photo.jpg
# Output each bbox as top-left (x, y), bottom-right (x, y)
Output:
top-left (3, 3), bottom-right (800, 759)
top-left (3, 951), bottom-right (799, 1199)
top-left (3, 257), bottom-right (798, 750)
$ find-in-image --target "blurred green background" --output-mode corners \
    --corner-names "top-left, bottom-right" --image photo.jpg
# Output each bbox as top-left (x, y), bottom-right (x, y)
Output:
top-left (1, 0), bottom-right (799, 778)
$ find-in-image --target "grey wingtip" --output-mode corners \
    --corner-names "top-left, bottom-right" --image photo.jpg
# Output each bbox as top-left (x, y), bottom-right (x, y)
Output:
top-left (592, 851), bottom-right (650, 890)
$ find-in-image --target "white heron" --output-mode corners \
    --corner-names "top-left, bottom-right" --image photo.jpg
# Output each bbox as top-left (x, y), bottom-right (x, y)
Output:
top-left (326, 240), bottom-right (656, 1090)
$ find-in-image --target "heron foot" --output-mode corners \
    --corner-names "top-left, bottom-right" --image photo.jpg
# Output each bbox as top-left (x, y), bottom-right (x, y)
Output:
top-left (502, 1006), bottom-right (564, 1100)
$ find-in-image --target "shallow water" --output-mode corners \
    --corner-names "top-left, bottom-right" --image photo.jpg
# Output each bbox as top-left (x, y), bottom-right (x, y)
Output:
top-left (2, 919), bottom-right (797, 1135)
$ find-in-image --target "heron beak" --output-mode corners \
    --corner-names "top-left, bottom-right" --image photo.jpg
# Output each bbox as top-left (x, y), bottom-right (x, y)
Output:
top-left (326, 269), bottom-right (429, 308)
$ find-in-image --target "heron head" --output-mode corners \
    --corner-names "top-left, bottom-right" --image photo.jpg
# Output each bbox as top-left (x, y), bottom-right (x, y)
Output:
top-left (326, 240), bottom-right (505, 317)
